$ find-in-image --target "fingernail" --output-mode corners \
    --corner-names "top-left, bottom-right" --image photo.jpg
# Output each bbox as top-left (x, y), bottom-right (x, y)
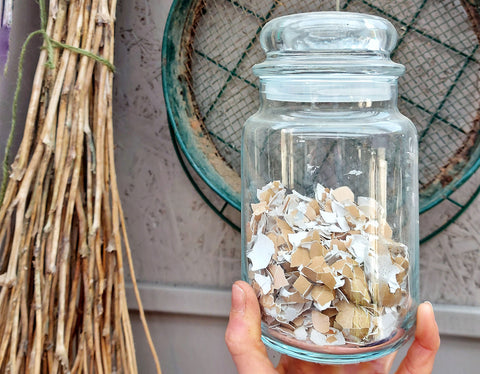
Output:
top-left (423, 301), bottom-right (432, 306)
top-left (232, 284), bottom-right (246, 314)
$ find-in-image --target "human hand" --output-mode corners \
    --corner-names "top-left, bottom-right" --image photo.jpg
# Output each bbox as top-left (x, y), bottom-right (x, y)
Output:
top-left (225, 280), bottom-right (440, 374)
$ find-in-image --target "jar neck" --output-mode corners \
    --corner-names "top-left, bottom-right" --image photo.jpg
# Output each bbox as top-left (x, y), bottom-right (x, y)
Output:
top-left (258, 75), bottom-right (398, 110)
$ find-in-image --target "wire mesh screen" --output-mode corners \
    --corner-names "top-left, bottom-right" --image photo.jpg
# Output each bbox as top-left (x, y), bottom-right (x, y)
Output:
top-left (165, 0), bottom-right (480, 213)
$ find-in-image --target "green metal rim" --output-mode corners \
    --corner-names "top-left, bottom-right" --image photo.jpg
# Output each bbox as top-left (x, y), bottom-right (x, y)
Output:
top-left (168, 120), bottom-right (240, 232)
top-left (420, 183), bottom-right (480, 244)
top-left (419, 150), bottom-right (480, 213)
top-left (162, 0), bottom-right (480, 222)
top-left (162, 0), bottom-right (241, 210)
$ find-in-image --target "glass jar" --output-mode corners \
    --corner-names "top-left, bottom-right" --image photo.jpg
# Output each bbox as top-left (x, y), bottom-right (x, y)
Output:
top-left (241, 12), bottom-right (418, 364)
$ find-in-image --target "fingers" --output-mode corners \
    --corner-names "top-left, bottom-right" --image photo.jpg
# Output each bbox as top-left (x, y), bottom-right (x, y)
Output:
top-left (379, 351), bottom-right (398, 374)
top-left (225, 285), bottom-right (440, 374)
top-left (225, 281), bottom-right (277, 374)
top-left (396, 302), bottom-right (440, 374)
top-left (276, 352), bottom-right (397, 374)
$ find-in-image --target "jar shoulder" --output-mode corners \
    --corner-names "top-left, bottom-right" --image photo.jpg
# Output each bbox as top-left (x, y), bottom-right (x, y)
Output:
top-left (244, 108), bottom-right (418, 135)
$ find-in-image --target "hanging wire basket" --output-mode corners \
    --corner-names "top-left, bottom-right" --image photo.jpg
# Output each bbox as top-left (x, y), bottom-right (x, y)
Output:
top-left (163, 0), bottom-right (480, 241)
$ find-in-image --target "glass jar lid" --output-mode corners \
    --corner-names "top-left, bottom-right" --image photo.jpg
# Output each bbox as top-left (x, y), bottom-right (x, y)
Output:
top-left (253, 12), bottom-right (404, 77)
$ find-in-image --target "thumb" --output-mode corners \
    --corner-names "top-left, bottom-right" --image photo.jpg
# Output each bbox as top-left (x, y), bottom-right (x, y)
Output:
top-left (225, 280), bottom-right (277, 374)
top-left (396, 301), bottom-right (440, 374)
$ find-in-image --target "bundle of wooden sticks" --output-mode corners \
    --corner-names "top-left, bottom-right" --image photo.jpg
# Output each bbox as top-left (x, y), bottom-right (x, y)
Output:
top-left (0, 0), bottom-right (161, 372)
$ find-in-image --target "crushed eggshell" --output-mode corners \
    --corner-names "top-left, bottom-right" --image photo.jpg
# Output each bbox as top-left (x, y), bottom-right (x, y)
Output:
top-left (254, 273), bottom-right (272, 295)
top-left (312, 310), bottom-right (331, 333)
top-left (310, 285), bottom-right (335, 305)
top-left (309, 241), bottom-right (329, 257)
top-left (269, 264), bottom-right (289, 289)
top-left (293, 275), bottom-right (313, 297)
top-left (246, 181), bottom-right (409, 347)
top-left (248, 233), bottom-right (276, 271)
top-left (290, 248), bottom-right (311, 268)
top-left (341, 266), bottom-right (371, 306)
top-left (331, 186), bottom-right (355, 203)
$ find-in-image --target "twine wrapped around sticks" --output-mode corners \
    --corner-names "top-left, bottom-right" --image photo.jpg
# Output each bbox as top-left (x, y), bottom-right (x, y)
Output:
top-left (0, 0), bottom-right (162, 372)
top-left (1, 0), bottom-right (114, 202)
